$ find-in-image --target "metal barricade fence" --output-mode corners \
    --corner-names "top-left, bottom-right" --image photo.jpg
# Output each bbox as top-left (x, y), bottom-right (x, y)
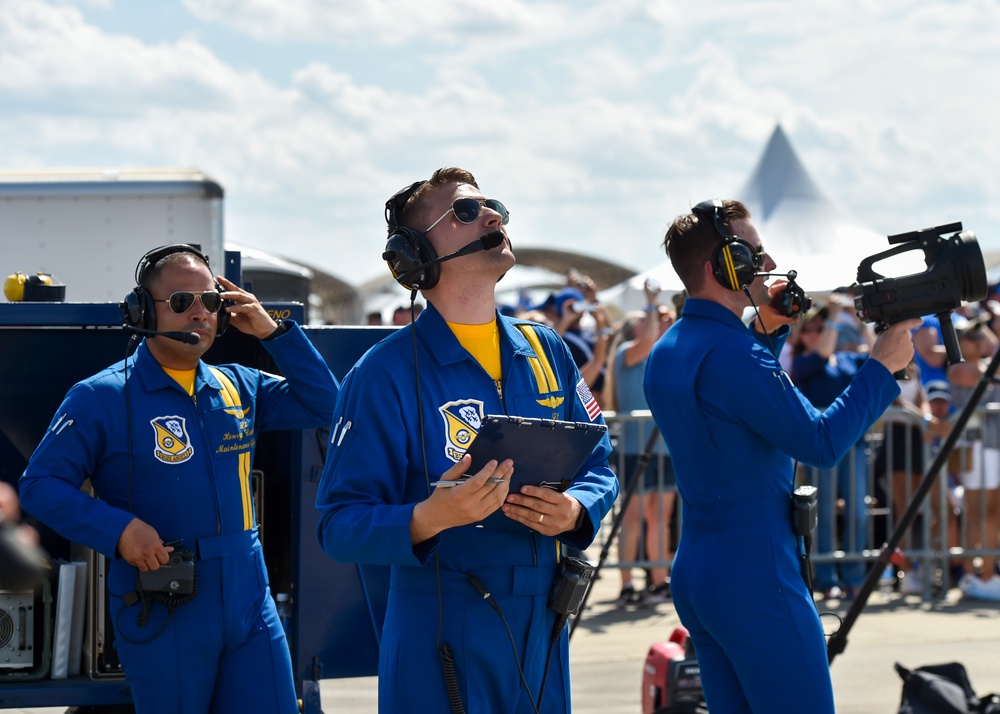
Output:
top-left (598, 406), bottom-right (1000, 598)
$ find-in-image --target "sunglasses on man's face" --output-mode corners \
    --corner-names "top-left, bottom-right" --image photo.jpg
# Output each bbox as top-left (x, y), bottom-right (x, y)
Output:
top-left (425, 197), bottom-right (510, 233)
top-left (153, 290), bottom-right (224, 314)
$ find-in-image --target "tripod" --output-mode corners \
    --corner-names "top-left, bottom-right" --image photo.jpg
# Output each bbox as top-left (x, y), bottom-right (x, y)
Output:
top-left (827, 345), bottom-right (1000, 664)
top-left (569, 426), bottom-right (662, 638)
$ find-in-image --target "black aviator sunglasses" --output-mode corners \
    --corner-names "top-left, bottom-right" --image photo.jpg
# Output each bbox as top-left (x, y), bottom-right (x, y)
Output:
top-left (153, 290), bottom-right (224, 314)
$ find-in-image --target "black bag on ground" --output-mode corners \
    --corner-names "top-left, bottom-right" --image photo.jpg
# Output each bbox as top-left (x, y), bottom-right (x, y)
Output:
top-left (896, 662), bottom-right (1000, 714)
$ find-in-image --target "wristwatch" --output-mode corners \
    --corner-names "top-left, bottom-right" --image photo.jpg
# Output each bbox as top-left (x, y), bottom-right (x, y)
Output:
top-left (264, 319), bottom-right (292, 341)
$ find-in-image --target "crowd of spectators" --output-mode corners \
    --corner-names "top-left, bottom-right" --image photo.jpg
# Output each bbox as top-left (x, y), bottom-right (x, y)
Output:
top-left (364, 271), bottom-right (1000, 605)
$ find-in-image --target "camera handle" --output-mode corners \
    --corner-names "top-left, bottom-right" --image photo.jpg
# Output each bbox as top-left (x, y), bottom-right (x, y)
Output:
top-left (878, 311), bottom-right (964, 380)
top-left (827, 343), bottom-right (1000, 664)
top-left (568, 426), bottom-right (661, 639)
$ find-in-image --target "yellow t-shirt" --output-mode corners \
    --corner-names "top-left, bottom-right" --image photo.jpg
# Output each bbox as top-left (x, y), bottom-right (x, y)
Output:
top-left (447, 319), bottom-right (501, 381)
top-left (162, 366), bottom-right (197, 396)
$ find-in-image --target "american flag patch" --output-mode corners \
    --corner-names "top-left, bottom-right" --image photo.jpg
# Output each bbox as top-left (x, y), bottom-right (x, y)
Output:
top-left (576, 378), bottom-right (601, 421)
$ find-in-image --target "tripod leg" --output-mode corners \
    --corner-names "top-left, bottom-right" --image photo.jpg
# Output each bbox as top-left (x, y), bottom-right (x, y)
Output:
top-left (827, 346), bottom-right (1000, 664)
top-left (568, 425), bottom-right (661, 639)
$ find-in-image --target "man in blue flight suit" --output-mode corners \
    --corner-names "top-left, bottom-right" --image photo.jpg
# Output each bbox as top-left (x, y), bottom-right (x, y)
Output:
top-left (21, 244), bottom-right (338, 714)
top-left (315, 167), bottom-right (618, 713)
top-left (643, 200), bottom-right (918, 714)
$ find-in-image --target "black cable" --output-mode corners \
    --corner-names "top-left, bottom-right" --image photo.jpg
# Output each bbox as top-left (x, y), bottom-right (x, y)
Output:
top-left (125, 335), bottom-right (138, 516)
top-left (112, 564), bottom-right (198, 645)
top-left (537, 635), bottom-right (559, 709)
top-left (439, 643), bottom-right (466, 714)
top-left (404, 290), bottom-right (464, 710)
top-left (745, 292), bottom-right (832, 613)
top-left (467, 574), bottom-right (540, 714)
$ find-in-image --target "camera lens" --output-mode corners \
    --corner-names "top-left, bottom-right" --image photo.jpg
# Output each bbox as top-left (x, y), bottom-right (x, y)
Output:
top-left (954, 231), bottom-right (988, 302)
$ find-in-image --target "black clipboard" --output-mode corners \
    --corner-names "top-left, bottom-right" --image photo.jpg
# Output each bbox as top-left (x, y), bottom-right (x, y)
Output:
top-left (464, 415), bottom-right (607, 492)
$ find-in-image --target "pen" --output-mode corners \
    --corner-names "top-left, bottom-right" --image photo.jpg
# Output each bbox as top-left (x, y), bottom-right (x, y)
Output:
top-left (431, 478), bottom-right (507, 488)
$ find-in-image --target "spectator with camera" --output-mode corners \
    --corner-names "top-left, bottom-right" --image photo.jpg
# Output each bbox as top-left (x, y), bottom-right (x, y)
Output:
top-left (644, 198), bottom-right (917, 714)
top-left (604, 279), bottom-right (676, 606)
top-left (549, 277), bottom-right (614, 406)
top-left (19, 244), bottom-right (339, 713)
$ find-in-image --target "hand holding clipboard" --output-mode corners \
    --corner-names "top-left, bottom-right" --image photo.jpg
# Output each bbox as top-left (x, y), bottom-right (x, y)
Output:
top-left (448, 415), bottom-right (607, 492)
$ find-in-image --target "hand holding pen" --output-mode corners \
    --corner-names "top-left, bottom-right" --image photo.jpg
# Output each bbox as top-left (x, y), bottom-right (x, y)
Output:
top-left (409, 455), bottom-right (514, 543)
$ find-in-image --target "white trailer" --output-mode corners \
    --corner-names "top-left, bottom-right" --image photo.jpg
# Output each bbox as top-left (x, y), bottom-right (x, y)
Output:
top-left (0, 168), bottom-right (224, 303)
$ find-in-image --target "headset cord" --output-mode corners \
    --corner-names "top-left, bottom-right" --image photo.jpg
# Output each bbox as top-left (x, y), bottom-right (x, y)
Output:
top-left (124, 337), bottom-right (138, 518)
top-left (406, 290), bottom-right (463, 710)
top-left (742, 286), bottom-right (780, 359)
top-left (439, 643), bottom-right (466, 714)
top-left (467, 574), bottom-right (541, 714)
top-left (745, 291), bottom-right (813, 585)
top-left (537, 636), bottom-right (557, 707)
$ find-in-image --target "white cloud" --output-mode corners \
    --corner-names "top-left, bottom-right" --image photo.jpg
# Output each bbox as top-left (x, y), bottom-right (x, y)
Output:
top-left (181, 0), bottom-right (572, 46)
top-left (2, 0), bottom-right (999, 288)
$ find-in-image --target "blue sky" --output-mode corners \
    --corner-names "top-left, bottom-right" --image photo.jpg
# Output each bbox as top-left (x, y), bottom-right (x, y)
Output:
top-left (3, 0), bottom-right (999, 289)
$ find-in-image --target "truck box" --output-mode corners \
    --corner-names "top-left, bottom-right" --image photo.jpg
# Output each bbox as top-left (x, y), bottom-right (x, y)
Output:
top-left (0, 168), bottom-right (224, 303)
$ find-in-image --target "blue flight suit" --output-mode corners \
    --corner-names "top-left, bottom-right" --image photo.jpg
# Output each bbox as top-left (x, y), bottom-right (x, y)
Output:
top-left (643, 299), bottom-right (898, 714)
top-left (20, 323), bottom-right (338, 714)
top-left (315, 302), bottom-right (618, 714)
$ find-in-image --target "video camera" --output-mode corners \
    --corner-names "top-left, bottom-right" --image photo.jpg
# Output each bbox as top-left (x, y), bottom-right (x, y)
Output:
top-left (853, 222), bottom-right (988, 366)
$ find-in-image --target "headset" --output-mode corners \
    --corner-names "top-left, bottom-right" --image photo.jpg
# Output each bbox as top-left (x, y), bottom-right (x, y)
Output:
top-left (383, 180), bottom-right (442, 291)
top-left (692, 199), bottom-right (760, 292)
top-left (121, 243), bottom-right (230, 335)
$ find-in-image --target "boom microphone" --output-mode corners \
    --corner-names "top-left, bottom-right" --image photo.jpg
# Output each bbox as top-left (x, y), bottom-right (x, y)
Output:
top-left (751, 269), bottom-right (812, 318)
top-left (754, 269), bottom-right (798, 280)
top-left (392, 231), bottom-right (507, 288)
top-left (123, 325), bottom-right (201, 344)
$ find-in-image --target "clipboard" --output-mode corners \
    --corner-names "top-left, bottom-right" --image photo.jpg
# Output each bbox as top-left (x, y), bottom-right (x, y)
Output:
top-left (464, 415), bottom-right (607, 492)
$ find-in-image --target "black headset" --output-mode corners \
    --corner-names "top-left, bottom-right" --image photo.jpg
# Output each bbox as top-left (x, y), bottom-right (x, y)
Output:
top-left (692, 199), bottom-right (760, 292)
top-left (121, 243), bottom-right (230, 334)
top-left (382, 180), bottom-right (442, 291)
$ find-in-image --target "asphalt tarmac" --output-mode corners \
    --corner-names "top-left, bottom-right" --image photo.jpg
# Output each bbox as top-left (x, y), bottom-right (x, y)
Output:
top-left (312, 567), bottom-right (1000, 713)
top-left (10, 563), bottom-right (999, 713)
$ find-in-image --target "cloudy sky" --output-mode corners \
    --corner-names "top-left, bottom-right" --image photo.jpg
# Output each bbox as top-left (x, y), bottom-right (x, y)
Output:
top-left (3, 0), bottom-right (999, 291)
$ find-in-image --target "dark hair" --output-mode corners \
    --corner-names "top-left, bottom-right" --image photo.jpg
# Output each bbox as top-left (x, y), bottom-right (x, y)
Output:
top-left (141, 250), bottom-right (210, 291)
top-left (401, 167), bottom-right (479, 231)
top-left (664, 199), bottom-right (750, 292)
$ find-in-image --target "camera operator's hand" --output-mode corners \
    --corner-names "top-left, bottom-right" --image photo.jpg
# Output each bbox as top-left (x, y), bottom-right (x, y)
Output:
top-left (118, 517), bottom-right (174, 572)
top-left (753, 279), bottom-right (801, 334)
top-left (869, 319), bottom-right (922, 375)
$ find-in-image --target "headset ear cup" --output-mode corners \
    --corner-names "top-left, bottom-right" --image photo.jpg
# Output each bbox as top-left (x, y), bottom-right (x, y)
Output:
top-left (215, 282), bottom-right (231, 335)
top-left (120, 287), bottom-right (157, 330)
top-left (713, 240), bottom-right (758, 291)
top-left (383, 228), bottom-right (439, 290)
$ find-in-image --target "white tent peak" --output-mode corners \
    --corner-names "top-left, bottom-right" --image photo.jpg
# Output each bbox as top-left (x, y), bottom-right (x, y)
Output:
top-left (739, 124), bottom-right (880, 263)
top-left (740, 124), bottom-right (828, 221)
top-left (601, 124), bottom-right (886, 311)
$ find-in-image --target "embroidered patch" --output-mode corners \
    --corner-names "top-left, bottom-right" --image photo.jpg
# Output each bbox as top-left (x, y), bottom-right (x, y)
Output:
top-left (438, 400), bottom-right (484, 462)
top-left (576, 379), bottom-right (602, 421)
top-left (150, 415), bottom-right (194, 464)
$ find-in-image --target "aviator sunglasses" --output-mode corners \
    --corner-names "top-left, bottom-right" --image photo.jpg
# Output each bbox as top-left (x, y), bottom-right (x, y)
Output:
top-left (153, 290), bottom-right (224, 314)
top-left (425, 197), bottom-right (510, 233)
